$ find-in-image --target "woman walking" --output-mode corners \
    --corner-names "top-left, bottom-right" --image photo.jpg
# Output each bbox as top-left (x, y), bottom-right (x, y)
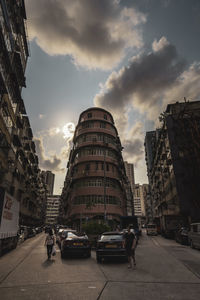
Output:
top-left (45, 228), bottom-right (55, 260)
top-left (123, 225), bottom-right (137, 268)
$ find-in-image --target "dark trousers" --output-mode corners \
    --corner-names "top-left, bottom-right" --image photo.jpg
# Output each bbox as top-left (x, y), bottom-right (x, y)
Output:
top-left (47, 245), bottom-right (53, 259)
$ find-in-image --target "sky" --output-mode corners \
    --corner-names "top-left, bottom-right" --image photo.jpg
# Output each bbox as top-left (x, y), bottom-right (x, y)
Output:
top-left (22, 0), bottom-right (200, 195)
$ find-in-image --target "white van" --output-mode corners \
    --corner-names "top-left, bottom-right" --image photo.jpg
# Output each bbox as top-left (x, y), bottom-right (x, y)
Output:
top-left (188, 223), bottom-right (200, 249)
top-left (146, 224), bottom-right (157, 236)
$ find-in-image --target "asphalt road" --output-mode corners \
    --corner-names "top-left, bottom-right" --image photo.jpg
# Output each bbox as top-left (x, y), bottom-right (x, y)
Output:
top-left (0, 232), bottom-right (200, 300)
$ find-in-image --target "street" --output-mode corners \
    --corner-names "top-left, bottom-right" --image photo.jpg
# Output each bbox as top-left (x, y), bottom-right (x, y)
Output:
top-left (0, 232), bottom-right (200, 300)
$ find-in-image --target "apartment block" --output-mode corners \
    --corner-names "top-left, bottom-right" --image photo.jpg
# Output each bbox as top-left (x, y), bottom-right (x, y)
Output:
top-left (61, 107), bottom-right (128, 228)
top-left (45, 195), bottom-right (60, 225)
top-left (145, 100), bottom-right (200, 237)
top-left (0, 0), bottom-right (46, 226)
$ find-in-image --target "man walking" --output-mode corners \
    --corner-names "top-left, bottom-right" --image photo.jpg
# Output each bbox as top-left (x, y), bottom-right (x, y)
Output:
top-left (123, 225), bottom-right (137, 268)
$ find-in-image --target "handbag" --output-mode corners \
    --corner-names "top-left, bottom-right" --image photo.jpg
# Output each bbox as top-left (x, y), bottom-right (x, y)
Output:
top-left (52, 245), bottom-right (56, 256)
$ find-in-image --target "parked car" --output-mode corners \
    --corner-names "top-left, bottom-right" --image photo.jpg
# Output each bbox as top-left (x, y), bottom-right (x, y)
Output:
top-left (146, 224), bottom-right (157, 236)
top-left (27, 227), bottom-right (36, 238)
top-left (56, 228), bottom-right (77, 248)
top-left (17, 226), bottom-right (28, 244)
top-left (96, 231), bottom-right (127, 263)
top-left (44, 226), bottom-right (51, 233)
top-left (60, 231), bottom-right (91, 258)
top-left (35, 227), bottom-right (42, 234)
top-left (175, 227), bottom-right (189, 245)
top-left (19, 226), bottom-right (29, 240)
top-left (188, 223), bottom-right (200, 249)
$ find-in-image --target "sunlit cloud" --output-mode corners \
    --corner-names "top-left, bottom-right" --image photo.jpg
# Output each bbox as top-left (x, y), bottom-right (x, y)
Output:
top-left (34, 137), bottom-right (65, 172)
top-left (39, 114), bottom-right (45, 119)
top-left (62, 122), bottom-right (75, 140)
top-left (34, 122), bottom-right (75, 173)
top-left (25, 0), bottom-right (146, 70)
top-left (93, 37), bottom-right (200, 164)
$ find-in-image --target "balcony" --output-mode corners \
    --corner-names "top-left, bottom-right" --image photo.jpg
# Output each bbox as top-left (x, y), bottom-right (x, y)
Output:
top-left (27, 127), bottom-right (33, 139)
top-left (0, 132), bottom-right (10, 154)
top-left (12, 134), bottom-right (22, 147)
top-left (12, 52), bottom-right (26, 87)
top-left (24, 142), bottom-right (31, 151)
top-left (16, 115), bottom-right (23, 129)
top-left (30, 141), bottom-right (36, 153)
top-left (19, 98), bottom-right (26, 114)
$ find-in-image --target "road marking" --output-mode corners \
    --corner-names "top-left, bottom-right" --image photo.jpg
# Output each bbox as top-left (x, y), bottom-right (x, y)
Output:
top-left (88, 286), bottom-right (96, 289)
top-left (151, 238), bottom-right (160, 247)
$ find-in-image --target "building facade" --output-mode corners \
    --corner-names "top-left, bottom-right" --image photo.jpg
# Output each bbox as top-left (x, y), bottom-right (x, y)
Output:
top-left (61, 107), bottom-right (128, 228)
top-left (45, 195), bottom-right (60, 225)
top-left (133, 184), bottom-right (146, 217)
top-left (142, 184), bottom-right (152, 224)
top-left (41, 170), bottom-right (55, 196)
top-left (0, 0), bottom-right (46, 226)
top-left (124, 161), bottom-right (135, 216)
top-left (124, 162), bottom-right (135, 192)
top-left (145, 100), bottom-right (200, 236)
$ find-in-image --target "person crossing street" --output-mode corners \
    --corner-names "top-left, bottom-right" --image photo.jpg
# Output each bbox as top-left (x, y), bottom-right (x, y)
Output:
top-left (123, 225), bottom-right (137, 268)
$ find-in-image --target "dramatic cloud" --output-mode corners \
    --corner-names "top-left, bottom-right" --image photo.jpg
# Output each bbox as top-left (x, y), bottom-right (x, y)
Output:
top-left (122, 122), bottom-right (144, 165)
top-left (25, 0), bottom-right (146, 69)
top-left (94, 37), bottom-right (186, 118)
top-left (163, 62), bottom-right (200, 106)
top-left (34, 137), bottom-right (65, 172)
top-left (34, 122), bottom-right (75, 172)
top-left (94, 37), bottom-right (200, 164)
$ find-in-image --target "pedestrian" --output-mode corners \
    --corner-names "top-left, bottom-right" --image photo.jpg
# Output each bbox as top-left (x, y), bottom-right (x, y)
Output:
top-left (45, 228), bottom-right (55, 260)
top-left (123, 225), bottom-right (137, 269)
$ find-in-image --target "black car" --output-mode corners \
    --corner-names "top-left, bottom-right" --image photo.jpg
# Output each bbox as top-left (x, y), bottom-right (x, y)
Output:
top-left (175, 227), bottom-right (189, 245)
top-left (60, 231), bottom-right (91, 258)
top-left (27, 227), bottom-right (36, 238)
top-left (56, 228), bottom-right (77, 248)
top-left (96, 231), bottom-right (127, 263)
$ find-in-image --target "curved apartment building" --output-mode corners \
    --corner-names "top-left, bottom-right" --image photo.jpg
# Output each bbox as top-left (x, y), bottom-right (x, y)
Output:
top-left (61, 107), bottom-right (128, 228)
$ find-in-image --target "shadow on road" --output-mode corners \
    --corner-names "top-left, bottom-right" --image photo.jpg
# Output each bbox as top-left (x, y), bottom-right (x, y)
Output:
top-left (41, 259), bottom-right (56, 268)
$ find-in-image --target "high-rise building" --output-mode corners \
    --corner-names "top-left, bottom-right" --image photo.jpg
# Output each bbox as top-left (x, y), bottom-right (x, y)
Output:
top-left (145, 100), bottom-right (200, 236)
top-left (45, 195), bottom-right (60, 225)
top-left (133, 184), bottom-right (145, 217)
top-left (142, 184), bottom-right (152, 223)
top-left (124, 161), bottom-right (135, 216)
top-left (41, 170), bottom-right (55, 195)
top-left (124, 161), bottom-right (135, 193)
top-left (61, 107), bottom-right (128, 229)
top-left (0, 0), bottom-right (46, 226)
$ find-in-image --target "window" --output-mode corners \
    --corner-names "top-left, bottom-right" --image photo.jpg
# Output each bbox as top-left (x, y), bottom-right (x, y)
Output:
top-left (100, 122), bottom-right (106, 128)
top-left (85, 163), bottom-right (90, 171)
top-left (104, 114), bottom-right (107, 120)
top-left (88, 112), bottom-right (92, 118)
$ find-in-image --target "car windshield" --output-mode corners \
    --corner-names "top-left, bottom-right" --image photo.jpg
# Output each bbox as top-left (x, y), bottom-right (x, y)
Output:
top-left (62, 230), bottom-right (77, 237)
top-left (100, 235), bottom-right (123, 241)
top-left (67, 232), bottom-right (78, 238)
top-left (147, 225), bottom-right (156, 229)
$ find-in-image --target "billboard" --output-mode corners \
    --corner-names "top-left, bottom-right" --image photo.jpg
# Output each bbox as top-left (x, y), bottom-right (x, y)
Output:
top-left (0, 189), bottom-right (19, 238)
